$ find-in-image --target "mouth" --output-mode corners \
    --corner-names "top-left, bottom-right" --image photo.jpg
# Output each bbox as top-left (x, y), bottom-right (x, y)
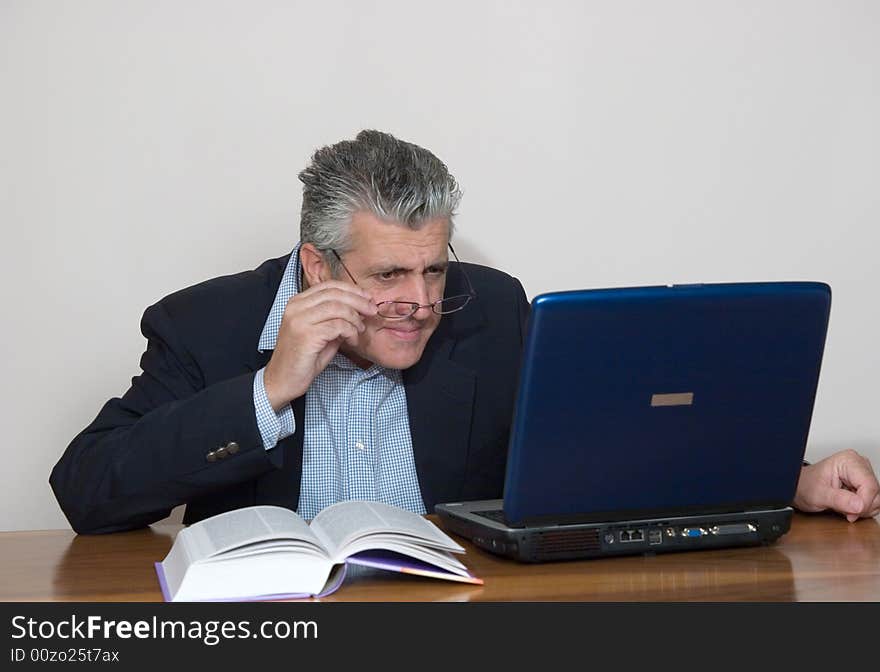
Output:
top-left (383, 324), bottom-right (423, 342)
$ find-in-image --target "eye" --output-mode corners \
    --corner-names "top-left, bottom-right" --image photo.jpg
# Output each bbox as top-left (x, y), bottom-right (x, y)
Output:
top-left (378, 270), bottom-right (400, 281)
top-left (426, 266), bottom-right (446, 276)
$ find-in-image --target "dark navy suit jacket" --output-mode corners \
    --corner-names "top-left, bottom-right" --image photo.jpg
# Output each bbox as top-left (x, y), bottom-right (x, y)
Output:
top-left (50, 255), bottom-right (530, 533)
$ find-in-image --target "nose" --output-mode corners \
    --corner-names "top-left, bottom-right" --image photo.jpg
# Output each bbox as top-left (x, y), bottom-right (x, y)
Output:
top-left (404, 275), bottom-right (434, 320)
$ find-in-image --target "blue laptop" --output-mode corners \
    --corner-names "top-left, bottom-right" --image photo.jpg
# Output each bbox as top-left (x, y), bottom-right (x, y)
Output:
top-left (436, 282), bottom-right (831, 562)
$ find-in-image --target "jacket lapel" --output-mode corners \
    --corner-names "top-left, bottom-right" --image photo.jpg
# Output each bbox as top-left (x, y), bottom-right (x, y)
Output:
top-left (404, 326), bottom-right (476, 510)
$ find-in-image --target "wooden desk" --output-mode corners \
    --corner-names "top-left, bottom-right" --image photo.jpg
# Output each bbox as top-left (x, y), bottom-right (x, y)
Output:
top-left (2, 513), bottom-right (878, 601)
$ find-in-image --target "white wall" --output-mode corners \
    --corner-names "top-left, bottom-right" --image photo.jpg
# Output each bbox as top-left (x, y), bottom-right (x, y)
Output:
top-left (1, 0), bottom-right (877, 531)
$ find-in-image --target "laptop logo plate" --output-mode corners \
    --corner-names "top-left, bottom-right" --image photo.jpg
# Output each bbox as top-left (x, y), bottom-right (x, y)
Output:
top-left (651, 392), bottom-right (694, 407)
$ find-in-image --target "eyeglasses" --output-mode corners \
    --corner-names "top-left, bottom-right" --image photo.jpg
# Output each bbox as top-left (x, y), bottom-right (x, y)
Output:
top-left (329, 244), bottom-right (477, 320)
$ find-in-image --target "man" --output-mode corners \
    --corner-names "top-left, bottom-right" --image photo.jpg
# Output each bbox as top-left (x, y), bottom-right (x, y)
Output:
top-left (50, 130), bottom-right (879, 534)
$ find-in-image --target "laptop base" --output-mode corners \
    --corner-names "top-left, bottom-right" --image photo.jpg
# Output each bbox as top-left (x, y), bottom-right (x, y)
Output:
top-left (436, 500), bottom-right (792, 563)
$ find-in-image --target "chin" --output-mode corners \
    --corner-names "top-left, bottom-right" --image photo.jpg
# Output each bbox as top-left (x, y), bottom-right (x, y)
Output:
top-left (370, 346), bottom-right (426, 371)
top-left (366, 333), bottom-right (432, 370)
top-left (347, 325), bottom-right (437, 370)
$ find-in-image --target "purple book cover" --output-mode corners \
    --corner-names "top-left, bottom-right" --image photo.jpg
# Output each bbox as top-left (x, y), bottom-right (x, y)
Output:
top-left (345, 550), bottom-right (483, 585)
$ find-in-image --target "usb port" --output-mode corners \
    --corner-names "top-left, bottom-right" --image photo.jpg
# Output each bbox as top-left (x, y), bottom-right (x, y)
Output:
top-left (648, 529), bottom-right (662, 545)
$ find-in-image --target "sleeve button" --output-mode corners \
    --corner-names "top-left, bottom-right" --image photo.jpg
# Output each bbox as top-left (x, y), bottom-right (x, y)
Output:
top-left (226, 441), bottom-right (240, 455)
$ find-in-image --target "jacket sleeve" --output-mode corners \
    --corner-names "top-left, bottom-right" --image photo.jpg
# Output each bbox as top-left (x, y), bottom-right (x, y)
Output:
top-left (49, 301), bottom-right (283, 534)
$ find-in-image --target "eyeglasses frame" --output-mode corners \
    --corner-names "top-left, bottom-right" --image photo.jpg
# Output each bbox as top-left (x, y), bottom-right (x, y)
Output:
top-left (328, 243), bottom-right (477, 320)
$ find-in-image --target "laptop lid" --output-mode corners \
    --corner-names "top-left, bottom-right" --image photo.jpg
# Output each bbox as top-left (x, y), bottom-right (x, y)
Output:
top-left (502, 282), bottom-right (831, 526)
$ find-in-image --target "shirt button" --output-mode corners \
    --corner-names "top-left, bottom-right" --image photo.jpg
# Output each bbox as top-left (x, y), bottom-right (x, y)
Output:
top-left (355, 441), bottom-right (365, 451)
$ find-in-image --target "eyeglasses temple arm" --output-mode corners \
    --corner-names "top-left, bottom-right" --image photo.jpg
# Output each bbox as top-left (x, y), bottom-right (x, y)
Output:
top-left (448, 243), bottom-right (477, 298)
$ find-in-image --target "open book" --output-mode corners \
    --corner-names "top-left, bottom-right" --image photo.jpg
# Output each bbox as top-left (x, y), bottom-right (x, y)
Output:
top-left (155, 500), bottom-right (482, 601)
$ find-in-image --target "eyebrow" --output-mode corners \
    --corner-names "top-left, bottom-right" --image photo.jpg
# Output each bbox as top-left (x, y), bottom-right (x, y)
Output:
top-left (366, 259), bottom-right (449, 275)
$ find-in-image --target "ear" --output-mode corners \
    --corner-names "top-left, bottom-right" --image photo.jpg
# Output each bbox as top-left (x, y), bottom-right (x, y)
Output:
top-left (299, 243), bottom-right (331, 288)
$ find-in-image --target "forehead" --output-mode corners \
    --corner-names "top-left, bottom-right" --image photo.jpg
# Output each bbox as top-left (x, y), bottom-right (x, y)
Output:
top-left (347, 211), bottom-right (450, 265)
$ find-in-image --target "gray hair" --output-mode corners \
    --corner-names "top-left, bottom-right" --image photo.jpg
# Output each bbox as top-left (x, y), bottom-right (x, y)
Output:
top-left (299, 130), bottom-right (462, 275)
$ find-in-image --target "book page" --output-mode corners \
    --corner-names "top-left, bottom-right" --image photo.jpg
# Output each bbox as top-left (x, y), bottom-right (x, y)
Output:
top-left (204, 539), bottom-right (327, 562)
top-left (310, 500), bottom-right (463, 558)
top-left (185, 505), bottom-right (324, 560)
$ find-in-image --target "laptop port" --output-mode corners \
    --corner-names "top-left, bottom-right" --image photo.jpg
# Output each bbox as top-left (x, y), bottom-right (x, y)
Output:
top-left (682, 527), bottom-right (708, 538)
top-left (709, 523), bottom-right (757, 536)
top-left (619, 529), bottom-right (645, 543)
top-left (648, 529), bottom-right (663, 545)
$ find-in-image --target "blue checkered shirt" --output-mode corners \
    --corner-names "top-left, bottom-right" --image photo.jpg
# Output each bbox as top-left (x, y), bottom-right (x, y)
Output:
top-left (252, 244), bottom-right (426, 519)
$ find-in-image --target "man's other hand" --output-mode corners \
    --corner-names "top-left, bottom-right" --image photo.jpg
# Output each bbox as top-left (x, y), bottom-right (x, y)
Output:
top-left (794, 449), bottom-right (880, 522)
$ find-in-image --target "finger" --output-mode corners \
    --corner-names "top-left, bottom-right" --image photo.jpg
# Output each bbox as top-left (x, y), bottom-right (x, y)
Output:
top-left (296, 293), bottom-right (377, 321)
top-left (305, 285), bottom-right (372, 308)
top-left (308, 301), bottom-right (368, 332)
top-left (299, 279), bottom-right (371, 299)
top-left (822, 485), bottom-right (865, 519)
top-left (840, 459), bottom-right (880, 515)
top-left (319, 318), bottom-right (362, 344)
top-left (839, 453), bottom-right (876, 487)
top-left (294, 282), bottom-right (376, 315)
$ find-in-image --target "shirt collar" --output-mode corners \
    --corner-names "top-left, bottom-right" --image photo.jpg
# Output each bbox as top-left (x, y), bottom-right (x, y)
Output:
top-left (258, 242), bottom-right (303, 352)
top-left (326, 351), bottom-right (401, 383)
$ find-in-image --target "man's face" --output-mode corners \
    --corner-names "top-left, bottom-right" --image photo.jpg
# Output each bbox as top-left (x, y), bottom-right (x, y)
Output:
top-left (333, 211), bottom-right (450, 370)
